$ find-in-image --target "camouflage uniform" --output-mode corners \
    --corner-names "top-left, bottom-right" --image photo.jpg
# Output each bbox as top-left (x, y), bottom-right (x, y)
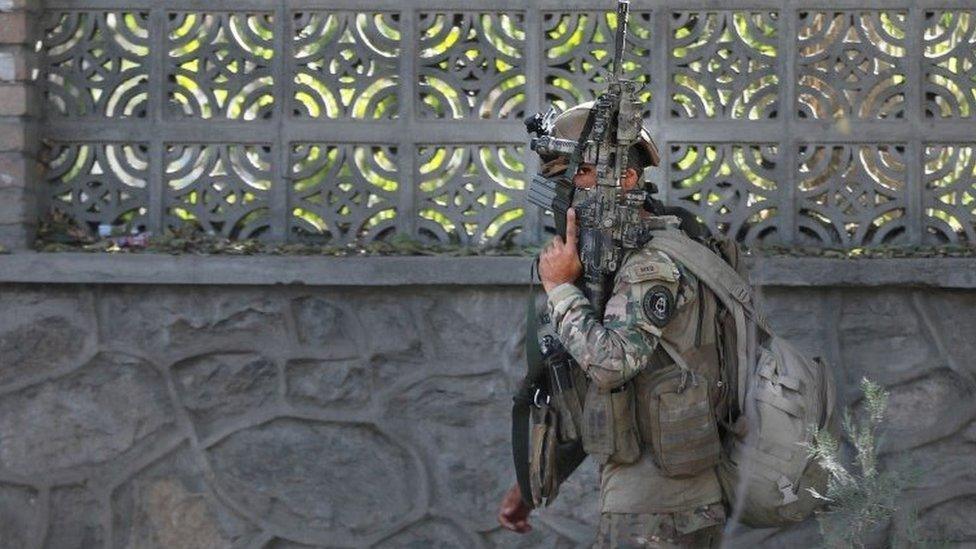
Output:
top-left (545, 244), bottom-right (726, 548)
top-left (592, 503), bottom-right (725, 548)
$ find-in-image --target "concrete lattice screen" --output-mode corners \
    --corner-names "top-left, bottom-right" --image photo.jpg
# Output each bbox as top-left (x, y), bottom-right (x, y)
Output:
top-left (37, 2), bottom-right (976, 248)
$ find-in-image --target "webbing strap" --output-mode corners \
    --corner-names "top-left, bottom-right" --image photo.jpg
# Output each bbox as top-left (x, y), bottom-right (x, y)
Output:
top-left (659, 423), bottom-right (717, 446)
top-left (657, 339), bottom-right (698, 394)
top-left (755, 389), bottom-right (805, 419)
top-left (660, 399), bottom-right (710, 422)
top-left (733, 304), bottom-right (749, 411)
top-left (658, 339), bottom-right (691, 374)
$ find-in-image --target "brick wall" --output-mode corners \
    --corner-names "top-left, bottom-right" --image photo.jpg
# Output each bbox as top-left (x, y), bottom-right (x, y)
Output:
top-left (0, 0), bottom-right (39, 250)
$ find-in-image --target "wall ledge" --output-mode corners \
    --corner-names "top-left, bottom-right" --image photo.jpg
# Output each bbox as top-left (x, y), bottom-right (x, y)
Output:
top-left (1, 251), bottom-right (976, 288)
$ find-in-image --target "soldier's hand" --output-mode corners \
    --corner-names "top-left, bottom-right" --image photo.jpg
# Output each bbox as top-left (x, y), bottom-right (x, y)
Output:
top-left (498, 482), bottom-right (533, 533)
top-left (540, 208), bottom-right (582, 293)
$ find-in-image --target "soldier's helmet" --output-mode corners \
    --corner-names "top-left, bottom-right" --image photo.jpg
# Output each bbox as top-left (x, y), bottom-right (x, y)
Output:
top-left (540, 101), bottom-right (660, 176)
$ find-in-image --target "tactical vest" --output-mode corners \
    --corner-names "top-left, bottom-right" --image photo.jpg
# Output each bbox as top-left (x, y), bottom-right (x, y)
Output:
top-left (578, 256), bottom-right (726, 479)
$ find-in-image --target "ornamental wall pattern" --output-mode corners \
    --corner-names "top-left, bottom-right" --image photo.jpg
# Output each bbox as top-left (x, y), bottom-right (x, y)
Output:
top-left (37, 2), bottom-right (976, 248)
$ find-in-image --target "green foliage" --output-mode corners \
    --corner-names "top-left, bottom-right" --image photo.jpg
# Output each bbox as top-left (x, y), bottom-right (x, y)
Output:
top-left (807, 378), bottom-right (914, 549)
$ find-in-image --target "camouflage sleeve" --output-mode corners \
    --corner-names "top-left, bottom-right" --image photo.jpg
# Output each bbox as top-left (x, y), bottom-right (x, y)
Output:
top-left (546, 250), bottom-right (683, 391)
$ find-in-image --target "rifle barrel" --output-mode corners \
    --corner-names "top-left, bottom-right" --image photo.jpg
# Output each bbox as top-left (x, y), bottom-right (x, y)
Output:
top-left (612, 0), bottom-right (630, 79)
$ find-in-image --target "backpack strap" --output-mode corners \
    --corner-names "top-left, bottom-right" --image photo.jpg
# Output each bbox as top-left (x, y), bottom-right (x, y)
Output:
top-left (649, 231), bottom-right (768, 329)
top-left (646, 229), bottom-right (768, 407)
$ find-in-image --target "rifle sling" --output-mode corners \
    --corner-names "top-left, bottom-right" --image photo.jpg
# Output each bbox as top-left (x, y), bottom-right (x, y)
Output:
top-left (512, 256), bottom-right (544, 508)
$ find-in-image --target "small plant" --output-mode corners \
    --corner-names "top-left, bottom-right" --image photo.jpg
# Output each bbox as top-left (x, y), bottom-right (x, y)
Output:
top-left (806, 377), bottom-right (915, 548)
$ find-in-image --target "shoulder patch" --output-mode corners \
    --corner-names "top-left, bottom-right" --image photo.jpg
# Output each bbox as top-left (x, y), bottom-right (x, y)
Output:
top-left (642, 285), bottom-right (675, 328)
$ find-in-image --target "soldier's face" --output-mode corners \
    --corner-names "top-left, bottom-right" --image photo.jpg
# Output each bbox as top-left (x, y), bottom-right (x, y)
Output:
top-left (572, 163), bottom-right (639, 191)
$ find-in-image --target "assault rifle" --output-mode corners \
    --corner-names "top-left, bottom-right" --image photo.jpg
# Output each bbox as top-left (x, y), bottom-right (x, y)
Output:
top-left (526, 0), bottom-right (650, 317)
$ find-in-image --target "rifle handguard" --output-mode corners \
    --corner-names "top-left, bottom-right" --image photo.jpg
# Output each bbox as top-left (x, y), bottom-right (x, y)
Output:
top-left (527, 173), bottom-right (575, 238)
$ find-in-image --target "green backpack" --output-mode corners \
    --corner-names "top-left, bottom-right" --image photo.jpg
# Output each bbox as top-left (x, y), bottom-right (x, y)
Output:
top-left (646, 230), bottom-right (840, 527)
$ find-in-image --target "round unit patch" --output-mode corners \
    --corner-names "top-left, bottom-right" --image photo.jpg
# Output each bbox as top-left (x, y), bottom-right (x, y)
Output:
top-left (642, 285), bottom-right (675, 328)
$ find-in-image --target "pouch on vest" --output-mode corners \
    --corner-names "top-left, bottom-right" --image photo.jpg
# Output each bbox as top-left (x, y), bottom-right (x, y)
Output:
top-left (529, 404), bottom-right (560, 506)
top-left (545, 349), bottom-right (587, 443)
top-left (582, 382), bottom-right (613, 463)
top-left (645, 362), bottom-right (721, 478)
top-left (582, 380), bottom-right (641, 465)
top-left (609, 382), bottom-right (641, 464)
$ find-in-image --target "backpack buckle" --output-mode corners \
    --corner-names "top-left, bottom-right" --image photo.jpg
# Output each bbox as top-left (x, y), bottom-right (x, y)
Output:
top-left (777, 475), bottom-right (799, 505)
top-left (731, 285), bottom-right (750, 304)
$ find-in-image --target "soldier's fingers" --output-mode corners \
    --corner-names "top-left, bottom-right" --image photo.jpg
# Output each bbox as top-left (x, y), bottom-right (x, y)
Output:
top-left (552, 236), bottom-right (565, 251)
top-left (498, 509), bottom-right (523, 532)
top-left (499, 510), bottom-right (531, 534)
top-left (565, 208), bottom-right (578, 248)
top-left (540, 242), bottom-right (554, 260)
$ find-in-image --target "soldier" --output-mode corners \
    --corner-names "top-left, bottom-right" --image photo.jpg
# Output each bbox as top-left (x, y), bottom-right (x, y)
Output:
top-left (498, 103), bottom-right (728, 548)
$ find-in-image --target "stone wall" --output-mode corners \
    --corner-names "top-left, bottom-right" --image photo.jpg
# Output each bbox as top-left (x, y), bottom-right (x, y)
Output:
top-left (1, 279), bottom-right (975, 548)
